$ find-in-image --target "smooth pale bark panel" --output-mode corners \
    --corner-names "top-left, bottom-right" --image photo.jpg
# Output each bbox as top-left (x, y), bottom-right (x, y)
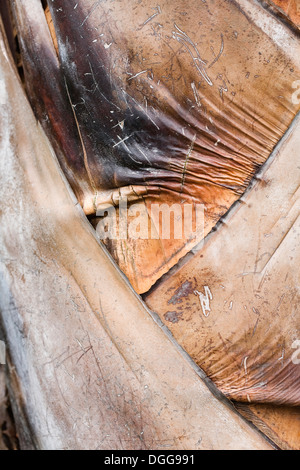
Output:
top-left (146, 117), bottom-right (300, 407)
top-left (0, 27), bottom-right (271, 451)
top-left (12, 0), bottom-right (300, 293)
top-left (235, 403), bottom-right (300, 450)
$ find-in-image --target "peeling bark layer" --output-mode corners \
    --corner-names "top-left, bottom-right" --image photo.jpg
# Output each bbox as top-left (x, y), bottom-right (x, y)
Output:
top-left (11, 0), bottom-right (300, 292)
top-left (235, 403), bottom-right (300, 450)
top-left (146, 116), bottom-right (300, 406)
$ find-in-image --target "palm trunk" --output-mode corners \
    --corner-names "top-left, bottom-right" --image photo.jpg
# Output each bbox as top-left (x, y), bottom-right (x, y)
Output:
top-left (0, 0), bottom-right (299, 450)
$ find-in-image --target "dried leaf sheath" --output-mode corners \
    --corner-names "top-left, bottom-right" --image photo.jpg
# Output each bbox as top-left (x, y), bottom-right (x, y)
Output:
top-left (0, 20), bottom-right (273, 448)
top-left (1, 0), bottom-right (299, 445)
top-left (11, 0), bottom-right (300, 292)
top-left (146, 117), bottom-right (300, 406)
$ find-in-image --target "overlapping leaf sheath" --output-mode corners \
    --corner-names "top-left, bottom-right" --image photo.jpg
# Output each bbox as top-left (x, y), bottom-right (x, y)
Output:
top-left (146, 118), bottom-right (300, 406)
top-left (12, 0), bottom-right (300, 294)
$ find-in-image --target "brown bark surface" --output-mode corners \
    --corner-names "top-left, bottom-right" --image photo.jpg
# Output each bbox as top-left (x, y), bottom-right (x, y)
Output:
top-left (235, 403), bottom-right (300, 450)
top-left (146, 117), bottom-right (300, 406)
top-left (270, 0), bottom-right (300, 26)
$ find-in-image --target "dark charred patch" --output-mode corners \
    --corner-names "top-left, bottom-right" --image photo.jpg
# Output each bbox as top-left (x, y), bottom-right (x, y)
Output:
top-left (41, 0), bottom-right (48, 10)
top-left (164, 311), bottom-right (183, 324)
top-left (168, 280), bottom-right (194, 305)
